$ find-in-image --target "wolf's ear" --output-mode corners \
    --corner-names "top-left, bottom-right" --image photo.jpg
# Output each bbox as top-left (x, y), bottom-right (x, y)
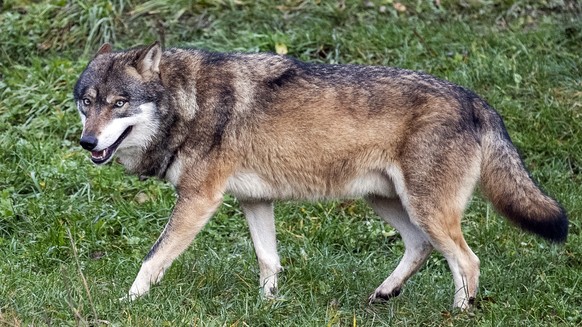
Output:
top-left (95, 43), bottom-right (112, 56)
top-left (137, 42), bottom-right (162, 77)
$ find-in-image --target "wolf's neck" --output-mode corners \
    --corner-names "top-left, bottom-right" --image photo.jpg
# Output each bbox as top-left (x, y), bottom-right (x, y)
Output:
top-left (121, 109), bottom-right (188, 180)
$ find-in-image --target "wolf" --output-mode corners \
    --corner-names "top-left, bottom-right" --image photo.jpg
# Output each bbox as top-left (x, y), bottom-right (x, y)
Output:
top-left (73, 42), bottom-right (568, 309)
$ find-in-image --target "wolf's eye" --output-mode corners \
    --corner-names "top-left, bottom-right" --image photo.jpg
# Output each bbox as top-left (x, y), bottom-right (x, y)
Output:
top-left (114, 100), bottom-right (126, 108)
top-left (82, 98), bottom-right (91, 106)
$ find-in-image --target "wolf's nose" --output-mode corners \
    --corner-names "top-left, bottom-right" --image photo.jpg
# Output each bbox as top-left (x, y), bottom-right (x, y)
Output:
top-left (80, 135), bottom-right (98, 151)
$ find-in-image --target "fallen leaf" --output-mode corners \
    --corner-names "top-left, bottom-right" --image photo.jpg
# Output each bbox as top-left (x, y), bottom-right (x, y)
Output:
top-left (275, 43), bottom-right (288, 55)
top-left (393, 2), bottom-right (406, 12)
top-left (135, 192), bottom-right (150, 204)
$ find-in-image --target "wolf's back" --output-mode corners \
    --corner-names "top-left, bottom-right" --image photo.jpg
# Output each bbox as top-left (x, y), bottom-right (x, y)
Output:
top-left (476, 102), bottom-right (568, 242)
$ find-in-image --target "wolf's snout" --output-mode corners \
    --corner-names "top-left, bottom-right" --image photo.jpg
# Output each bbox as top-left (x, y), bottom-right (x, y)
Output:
top-left (80, 135), bottom-right (98, 151)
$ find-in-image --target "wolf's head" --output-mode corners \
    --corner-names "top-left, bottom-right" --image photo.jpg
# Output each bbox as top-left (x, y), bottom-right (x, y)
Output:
top-left (74, 42), bottom-right (164, 165)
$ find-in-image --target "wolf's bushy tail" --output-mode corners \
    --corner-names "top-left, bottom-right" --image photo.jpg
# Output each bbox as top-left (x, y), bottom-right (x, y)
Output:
top-left (477, 102), bottom-right (568, 242)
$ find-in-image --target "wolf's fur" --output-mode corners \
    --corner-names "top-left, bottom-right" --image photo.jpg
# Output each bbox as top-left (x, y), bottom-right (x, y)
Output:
top-left (74, 43), bottom-right (568, 309)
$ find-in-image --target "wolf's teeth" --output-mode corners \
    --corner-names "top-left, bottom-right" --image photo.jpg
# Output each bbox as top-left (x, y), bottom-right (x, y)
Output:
top-left (92, 149), bottom-right (107, 159)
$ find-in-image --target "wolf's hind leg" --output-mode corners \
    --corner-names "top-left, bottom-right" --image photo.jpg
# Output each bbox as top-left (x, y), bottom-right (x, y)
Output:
top-left (240, 201), bottom-right (282, 298)
top-left (126, 193), bottom-right (222, 301)
top-left (409, 204), bottom-right (480, 310)
top-left (366, 196), bottom-right (433, 302)
top-left (399, 132), bottom-right (482, 310)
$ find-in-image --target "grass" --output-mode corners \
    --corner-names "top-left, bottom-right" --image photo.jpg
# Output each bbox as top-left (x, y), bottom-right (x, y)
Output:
top-left (1, 0), bottom-right (581, 325)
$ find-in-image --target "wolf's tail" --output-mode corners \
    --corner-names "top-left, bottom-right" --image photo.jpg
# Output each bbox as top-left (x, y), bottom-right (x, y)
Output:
top-left (476, 101), bottom-right (568, 242)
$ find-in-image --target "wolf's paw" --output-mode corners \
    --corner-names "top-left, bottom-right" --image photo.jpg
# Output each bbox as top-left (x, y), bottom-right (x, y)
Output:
top-left (262, 286), bottom-right (278, 300)
top-left (119, 291), bottom-right (142, 303)
top-left (368, 287), bottom-right (401, 303)
top-left (120, 282), bottom-right (150, 302)
top-left (453, 296), bottom-right (476, 311)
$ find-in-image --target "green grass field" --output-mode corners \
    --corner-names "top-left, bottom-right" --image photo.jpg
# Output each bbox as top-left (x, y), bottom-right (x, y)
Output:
top-left (1, 0), bottom-right (581, 325)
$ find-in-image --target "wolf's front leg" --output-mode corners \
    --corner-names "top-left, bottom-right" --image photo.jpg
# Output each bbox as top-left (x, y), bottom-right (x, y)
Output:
top-left (126, 191), bottom-right (223, 300)
top-left (240, 201), bottom-right (281, 298)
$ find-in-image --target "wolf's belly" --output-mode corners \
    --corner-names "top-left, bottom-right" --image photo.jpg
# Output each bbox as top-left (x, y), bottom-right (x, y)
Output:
top-left (225, 170), bottom-right (397, 201)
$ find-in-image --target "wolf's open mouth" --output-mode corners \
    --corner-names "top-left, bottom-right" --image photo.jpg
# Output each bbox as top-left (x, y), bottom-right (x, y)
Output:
top-left (91, 126), bottom-right (133, 164)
